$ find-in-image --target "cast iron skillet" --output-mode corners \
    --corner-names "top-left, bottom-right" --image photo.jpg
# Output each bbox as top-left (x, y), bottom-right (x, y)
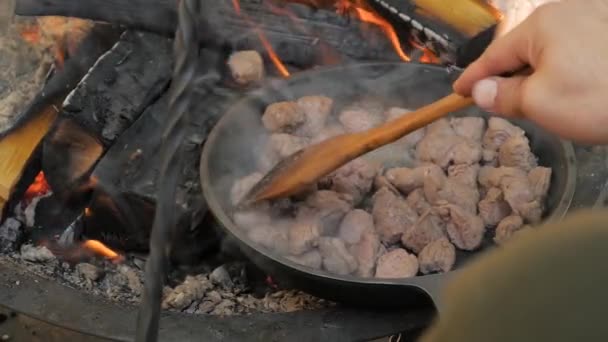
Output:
top-left (200, 62), bottom-right (577, 311)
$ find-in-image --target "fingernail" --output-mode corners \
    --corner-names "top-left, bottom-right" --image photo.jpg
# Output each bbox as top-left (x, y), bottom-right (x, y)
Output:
top-left (472, 78), bottom-right (497, 111)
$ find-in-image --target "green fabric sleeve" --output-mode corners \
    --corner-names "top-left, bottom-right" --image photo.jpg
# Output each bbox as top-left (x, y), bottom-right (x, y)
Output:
top-left (419, 209), bottom-right (608, 342)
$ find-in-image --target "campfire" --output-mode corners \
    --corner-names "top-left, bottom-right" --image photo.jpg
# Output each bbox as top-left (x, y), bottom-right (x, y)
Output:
top-left (0, 0), bottom-right (606, 341)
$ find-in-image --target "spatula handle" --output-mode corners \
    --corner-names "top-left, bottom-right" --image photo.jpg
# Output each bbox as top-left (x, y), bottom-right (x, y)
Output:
top-left (363, 93), bottom-right (474, 148)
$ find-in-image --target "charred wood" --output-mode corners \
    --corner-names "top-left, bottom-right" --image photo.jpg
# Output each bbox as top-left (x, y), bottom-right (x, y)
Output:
top-left (42, 30), bottom-right (173, 196)
top-left (15, 0), bottom-right (416, 67)
top-left (86, 49), bottom-right (235, 256)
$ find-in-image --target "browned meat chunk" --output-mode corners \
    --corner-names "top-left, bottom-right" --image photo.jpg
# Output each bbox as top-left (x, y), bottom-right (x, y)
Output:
top-left (401, 210), bottom-right (446, 254)
top-left (498, 135), bottom-right (538, 171)
top-left (528, 167), bottom-right (552, 200)
top-left (311, 124), bottom-right (345, 144)
top-left (483, 117), bottom-right (525, 151)
top-left (227, 50), bottom-right (264, 85)
top-left (447, 164), bottom-right (480, 187)
top-left (262, 101), bottom-right (305, 133)
top-left (230, 172), bottom-right (263, 205)
top-left (296, 95), bottom-right (333, 137)
top-left (418, 237), bottom-right (456, 274)
top-left (442, 204), bottom-right (485, 251)
top-left (451, 117), bottom-right (485, 142)
top-left (372, 187), bottom-right (418, 244)
top-left (325, 158), bottom-right (378, 205)
top-left (288, 215), bottom-right (321, 255)
top-left (424, 171), bottom-right (479, 214)
top-left (286, 250), bottom-right (322, 269)
top-left (248, 223), bottom-right (290, 255)
top-left (338, 209), bottom-right (374, 245)
top-left (318, 237), bottom-right (358, 275)
top-left (478, 187), bottom-right (511, 226)
top-left (339, 108), bottom-right (383, 133)
top-left (417, 128), bottom-right (482, 168)
top-left (304, 190), bottom-right (352, 235)
top-left (267, 133), bottom-right (309, 159)
top-left (350, 229), bottom-right (383, 277)
top-left (384, 107), bottom-right (425, 147)
top-left (494, 215), bottom-right (525, 245)
top-left (405, 188), bottom-right (432, 215)
top-left (375, 249), bottom-right (419, 278)
top-left (385, 164), bottom-right (444, 194)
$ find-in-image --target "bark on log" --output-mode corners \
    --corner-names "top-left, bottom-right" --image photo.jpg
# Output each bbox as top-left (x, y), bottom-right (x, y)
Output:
top-left (86, 49), bottom-right (238, 256)
top-left (16, 0), bottom-right (416, 67)
top-left (42, 30), bottom-right (173, 196)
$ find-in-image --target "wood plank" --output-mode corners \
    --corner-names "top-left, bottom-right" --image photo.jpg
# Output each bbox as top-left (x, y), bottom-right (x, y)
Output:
top-left (0, 104), bottom-right (58, 201)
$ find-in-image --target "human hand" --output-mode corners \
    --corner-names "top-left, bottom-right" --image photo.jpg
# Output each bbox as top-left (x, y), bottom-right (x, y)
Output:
top-left (454, 0), bottom-right (608, 144)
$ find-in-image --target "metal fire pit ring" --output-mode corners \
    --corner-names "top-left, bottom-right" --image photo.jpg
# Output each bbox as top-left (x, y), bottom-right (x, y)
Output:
top-left (201, 62), bottom-right (577, 310)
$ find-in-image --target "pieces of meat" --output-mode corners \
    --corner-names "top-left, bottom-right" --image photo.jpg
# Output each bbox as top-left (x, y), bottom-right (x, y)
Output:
top-left (498, 135), bottom-right (538, 171)
top-left (318, 237), bottom-right (358, 275)
top-left (262, 101), bottom-right (306, 133)
top-left (338, 209), bottom-right (374, 245)
top-left (478, 187), bottom-right (512, 226)
top-left (384, 107), bottom-right (425, 147)
top-left (305, 190), bottom-right (352, 235)
top-left (405, 188), bottom-right (432, 215)
top-left (288, 215), bottom-right (321, 255)
top-left (418, 237), bottom-right (456, 274)
top-left (339, 107), bottom-right (383, 133)
top-left (385, 164), bottom-right (444, 195)
top-left (286, 250), bottom-right (322, 269)
top-left (247, 223), bottom-right (290, 255)
top-left (227, 50), bottom-right (264, 85)
top-left (528, 167), bottom-right (552, 200)
top-left (442, 204), bottom-right (485, 251)
top-left (296, 95), bottom-right (333, 137)
top-left (233, 203), bottom-right (272, 230)
top-left (325, 158), bottom-right (378, 205)
top-left (478, 166), bottom-right (528, 188)
top-left (311, 124), bottom-right (345, 144)
top-left (267, 133), bottom-right (309, 159)
top-left (447, 164), bottom-right (480, 187)
top-left (230, 172), bottom-right (263, 205)
top-left (451, 117), bottom-right (485, 142)
top-left (424, 171), bottom-right (479, 214)
top-left (483, 117), bottom-right (525, 151)
top-left (401, 210), bottom-right (446, 254)
top-left (371, 187), bottom-right (418, 244)
top-left (350, 229), bottom-right (383, 277)
top-left (494, 215), bottom-right (525, 245)
top-left (416, 124), bottom-right (482, 168)
top-left (375, 249), bottom-right (419, 278)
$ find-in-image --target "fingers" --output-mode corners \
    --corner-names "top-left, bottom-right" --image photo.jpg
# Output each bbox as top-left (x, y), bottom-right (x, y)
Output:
top-left (454, 17), bottom-right (533, 96)
top-left (471, 75), bottom-right (528, 116)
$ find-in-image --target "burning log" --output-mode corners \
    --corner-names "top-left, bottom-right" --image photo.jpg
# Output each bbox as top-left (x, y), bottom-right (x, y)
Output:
top-left (16, 0), bottom-right (421, 66)
top-left (85, 49), bottom-right (234, 255)
top-left (42, 30), bottom-right (173, 196)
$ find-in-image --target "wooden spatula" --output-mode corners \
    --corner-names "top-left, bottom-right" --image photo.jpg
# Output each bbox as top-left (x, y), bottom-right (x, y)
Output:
top-left (242, 93), bottom-right (475, 205)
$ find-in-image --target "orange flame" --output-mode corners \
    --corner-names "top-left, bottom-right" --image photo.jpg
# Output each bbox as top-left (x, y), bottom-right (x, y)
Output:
top-left (352, 7), bottom-right (410, 62)
top-left (24, 171), bottom-right (51, 201)
top-left (82, 240), bottom-right (124, 263)
top-left (232, 0), bottom-right (290, 77)
top-left (20, 24), bottom-right (41, 44)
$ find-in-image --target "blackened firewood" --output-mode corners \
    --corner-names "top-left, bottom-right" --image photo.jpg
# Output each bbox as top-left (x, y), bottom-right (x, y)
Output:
top-left (16, 0), bottom-right (412, 67)
top-left (42, 30), bottom-right (173, 195)
top-left (86, 48), bottom-right (238, 253)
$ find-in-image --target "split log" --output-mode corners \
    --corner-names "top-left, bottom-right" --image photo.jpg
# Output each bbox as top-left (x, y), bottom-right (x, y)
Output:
top-left (15, 0), bottom-right (420, 67)
top-left (86, 49), bottom-right (238, 256)
top-left (0, 24), bottom-right (122, 221)
top-left (42, 30), bottom-right (173, 196)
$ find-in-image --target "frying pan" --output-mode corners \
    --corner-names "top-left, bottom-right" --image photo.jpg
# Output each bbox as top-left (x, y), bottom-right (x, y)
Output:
top-left (200, 62), bottom-right (577, 311)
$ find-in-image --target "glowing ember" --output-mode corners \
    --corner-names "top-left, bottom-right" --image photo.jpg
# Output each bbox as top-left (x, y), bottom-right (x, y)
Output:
top-left (352, 7), bottom-right (411, 62)
top-left (265, 275), bottom-right (279, 289)
top-left (19, 24), bottom-right (41, 44)
top-left (24, 171), bottom-right (51, 201)
top-left (232, 0), bottom-right (291, 77)
top-left (82, 240), bottom-right (124, 263)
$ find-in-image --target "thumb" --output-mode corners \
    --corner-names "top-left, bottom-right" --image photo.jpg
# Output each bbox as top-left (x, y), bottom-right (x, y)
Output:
top-left (471, 76), bottom-right (528, 117)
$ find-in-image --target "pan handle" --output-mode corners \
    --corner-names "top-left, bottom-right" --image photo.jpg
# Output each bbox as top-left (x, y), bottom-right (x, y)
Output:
top-left (409, 272), bottom-right (456, 314)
